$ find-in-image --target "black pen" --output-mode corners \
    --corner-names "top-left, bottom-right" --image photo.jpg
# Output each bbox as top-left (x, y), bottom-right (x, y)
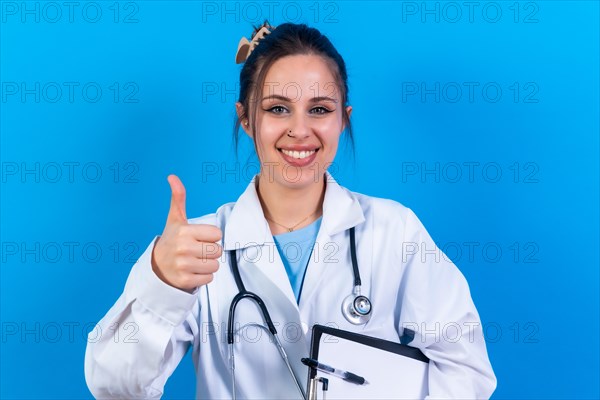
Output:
top-left (301, 357), bottom-right (368, 385)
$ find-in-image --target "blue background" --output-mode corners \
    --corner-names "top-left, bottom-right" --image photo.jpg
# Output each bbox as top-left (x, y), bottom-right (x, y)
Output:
top-left (1, 1), bottom-right (598, 398)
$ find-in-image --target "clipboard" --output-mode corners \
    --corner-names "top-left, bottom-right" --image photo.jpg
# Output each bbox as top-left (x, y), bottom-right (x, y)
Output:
top-left (306, 325), bottom-right (429, 400)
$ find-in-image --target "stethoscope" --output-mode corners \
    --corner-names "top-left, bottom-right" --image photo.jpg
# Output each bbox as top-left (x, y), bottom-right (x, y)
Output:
top-left (226, 226), bottom-right (372, 400)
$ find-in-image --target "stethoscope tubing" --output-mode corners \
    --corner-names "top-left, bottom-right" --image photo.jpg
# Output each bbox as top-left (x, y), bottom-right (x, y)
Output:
top-left (226, 226), bottom-right (369, 400)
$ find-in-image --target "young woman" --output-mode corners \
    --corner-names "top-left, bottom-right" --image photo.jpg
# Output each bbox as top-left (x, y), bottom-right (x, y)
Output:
top-left (85, 22), bottom-right (496, 399)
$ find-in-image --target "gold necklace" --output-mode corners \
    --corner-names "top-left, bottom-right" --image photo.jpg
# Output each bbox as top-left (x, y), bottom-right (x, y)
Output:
top-left (265, 210), bottom-right (318, 232)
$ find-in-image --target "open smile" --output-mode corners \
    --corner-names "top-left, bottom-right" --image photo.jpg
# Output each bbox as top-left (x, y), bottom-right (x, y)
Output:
top-left (278, 148), bottom-right (319, 159)
top-left (277, 147), bottom-right (320, 167)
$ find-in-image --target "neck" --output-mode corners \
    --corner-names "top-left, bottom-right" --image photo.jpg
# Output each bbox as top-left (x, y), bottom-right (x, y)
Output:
top-left (256, 174), bottom-right (325, 235)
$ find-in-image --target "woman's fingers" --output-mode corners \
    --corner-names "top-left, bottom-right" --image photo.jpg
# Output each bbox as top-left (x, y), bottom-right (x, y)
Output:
top-left (151, 175), bottom-right (223, 292)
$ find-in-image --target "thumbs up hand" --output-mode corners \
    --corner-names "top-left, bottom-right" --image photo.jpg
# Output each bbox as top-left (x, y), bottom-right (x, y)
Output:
top-left (151, 175), bottom-right (223, 292)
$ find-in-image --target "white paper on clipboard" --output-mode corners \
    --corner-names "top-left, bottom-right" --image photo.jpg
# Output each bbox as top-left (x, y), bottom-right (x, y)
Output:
top-left (307, 325), bottom-right (429, 400)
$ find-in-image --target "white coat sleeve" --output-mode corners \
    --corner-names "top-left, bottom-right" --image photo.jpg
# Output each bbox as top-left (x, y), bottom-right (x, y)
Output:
top-left (397, 209), bottom-right (497, 399)
top-left (84, 237), bottom-right (200, 398)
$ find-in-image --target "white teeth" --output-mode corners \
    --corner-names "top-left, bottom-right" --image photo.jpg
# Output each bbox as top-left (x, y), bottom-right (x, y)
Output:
top-left (281, 149), bottom-right (316, 159)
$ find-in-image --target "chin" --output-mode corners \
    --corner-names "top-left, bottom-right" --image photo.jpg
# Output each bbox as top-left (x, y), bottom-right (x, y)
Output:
top-left (275, 169), bottom-right (323, 188)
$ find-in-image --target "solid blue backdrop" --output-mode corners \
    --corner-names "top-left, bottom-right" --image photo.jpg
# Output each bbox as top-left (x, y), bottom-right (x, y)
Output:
top-left (1, 1), bottom-right (598, 398)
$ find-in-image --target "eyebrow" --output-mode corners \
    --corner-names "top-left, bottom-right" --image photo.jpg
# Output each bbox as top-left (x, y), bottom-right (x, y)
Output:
top-left (261, 94), bottom-right (338, 103)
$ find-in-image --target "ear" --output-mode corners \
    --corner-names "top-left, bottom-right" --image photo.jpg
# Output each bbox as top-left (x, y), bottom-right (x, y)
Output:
top-left (343, 105), bottom-right (353, 131)
top-left (236, 102), bottom-right (252, 138)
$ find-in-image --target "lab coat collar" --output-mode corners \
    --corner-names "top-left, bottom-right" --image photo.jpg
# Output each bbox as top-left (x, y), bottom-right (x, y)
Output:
top-left (222, 171), bottom-right (365, 250)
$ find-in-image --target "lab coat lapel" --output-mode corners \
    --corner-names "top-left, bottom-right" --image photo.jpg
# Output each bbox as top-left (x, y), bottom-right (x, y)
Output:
top-left (298, 172), bottom-right (366, 310)
top-left (222, 177), bottom-right (271, 251)
top-left (222, 177), bottom-right (299, 315)
top-left (217, 177), bottom-right (309, 388)
top-left (220, 172), bottom-right (367, 325)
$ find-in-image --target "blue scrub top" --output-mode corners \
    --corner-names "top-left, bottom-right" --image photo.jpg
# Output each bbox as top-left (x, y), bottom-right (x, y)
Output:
top-left (273, 216), bottom-right (322, 303)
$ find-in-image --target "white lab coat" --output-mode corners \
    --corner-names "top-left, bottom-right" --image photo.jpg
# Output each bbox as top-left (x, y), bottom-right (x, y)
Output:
top-left (84, 172), bottom-right (497, 399)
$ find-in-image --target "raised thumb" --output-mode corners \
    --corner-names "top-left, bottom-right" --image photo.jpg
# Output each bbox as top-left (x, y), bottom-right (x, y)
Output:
top-left (166, 174), bottom-right (187, 224)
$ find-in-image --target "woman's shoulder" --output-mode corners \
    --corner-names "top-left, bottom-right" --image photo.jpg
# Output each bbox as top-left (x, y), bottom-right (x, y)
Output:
top-left (350, 189), bottom-right (416, 225)
top-left (187, 201), bottom-right (236, 226)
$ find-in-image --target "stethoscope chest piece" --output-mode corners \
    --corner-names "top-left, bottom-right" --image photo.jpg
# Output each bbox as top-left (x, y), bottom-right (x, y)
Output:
top-left (342, 290), bottom-right (372, 325)
top-left (342, 226), bottom-right (373, 325)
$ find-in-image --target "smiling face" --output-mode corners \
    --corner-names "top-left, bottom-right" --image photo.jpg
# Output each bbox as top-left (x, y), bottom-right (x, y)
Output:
top-left (237, 54), bottom-right (352, 191)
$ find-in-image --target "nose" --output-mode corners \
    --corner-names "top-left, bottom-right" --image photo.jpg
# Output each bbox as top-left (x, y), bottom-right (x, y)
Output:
top-left (288, 114), bottom-right (310, 139)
